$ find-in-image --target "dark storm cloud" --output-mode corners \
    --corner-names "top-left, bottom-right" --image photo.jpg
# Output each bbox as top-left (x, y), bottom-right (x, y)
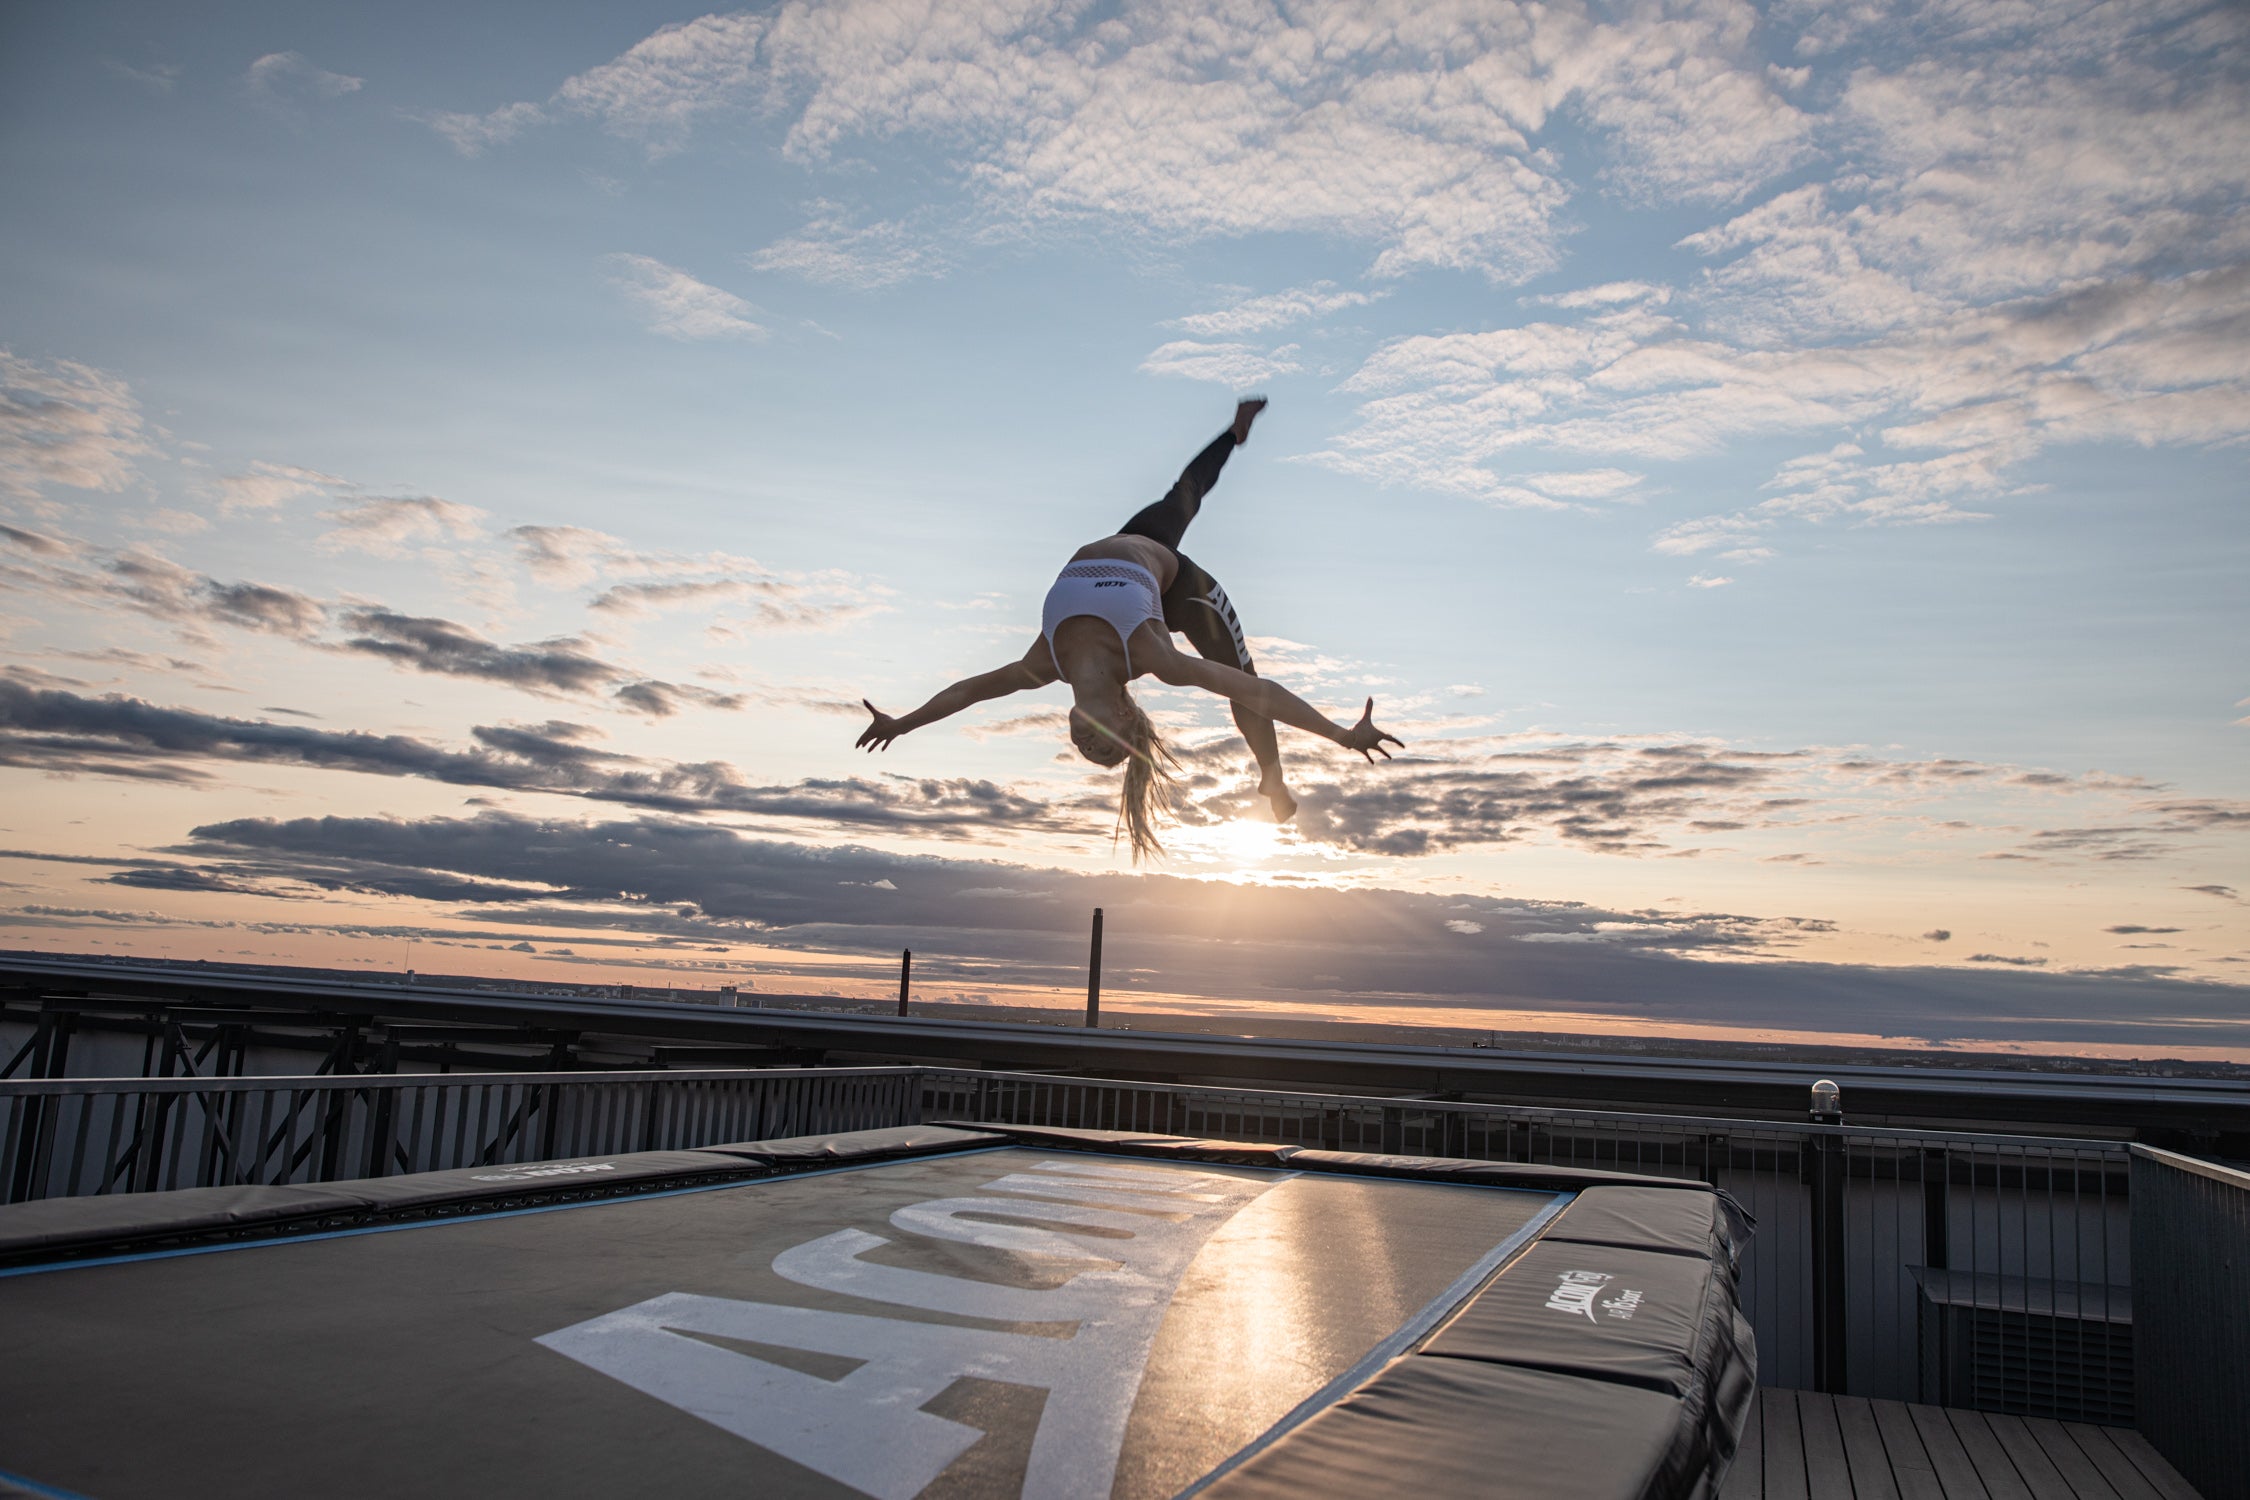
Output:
top-left (333, 609), bottom-right (620, 694)
top-left (128, 809), bottom-right (2250, 1050)
top-left (0, 682), bottom-right (1073, 835)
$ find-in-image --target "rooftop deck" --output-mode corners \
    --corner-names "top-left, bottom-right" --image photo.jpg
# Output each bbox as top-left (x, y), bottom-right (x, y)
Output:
top-left (1719, 1391), bottom-right (2201, 1500)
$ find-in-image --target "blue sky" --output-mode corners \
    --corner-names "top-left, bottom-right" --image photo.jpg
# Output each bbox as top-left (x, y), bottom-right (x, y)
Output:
top-left (2, 0), bottom-right (2245, 1054)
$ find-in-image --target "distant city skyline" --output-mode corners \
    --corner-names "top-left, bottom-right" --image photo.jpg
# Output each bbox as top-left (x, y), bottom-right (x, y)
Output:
top-left (2, 0), bottom-right (2244, 1056)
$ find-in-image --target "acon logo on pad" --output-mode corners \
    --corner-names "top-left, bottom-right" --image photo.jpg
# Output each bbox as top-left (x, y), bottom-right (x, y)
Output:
top-left (469, 1161), bottom-right (619, 1182)
top-left (1545, 1269), bottom-right (1644, 1323)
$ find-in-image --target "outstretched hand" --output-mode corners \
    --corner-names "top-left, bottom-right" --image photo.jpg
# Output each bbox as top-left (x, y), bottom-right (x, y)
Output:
top-left (856, 699), bottom-right (903, 752)
top-left (1344, 698), bottom-right (1403, 763)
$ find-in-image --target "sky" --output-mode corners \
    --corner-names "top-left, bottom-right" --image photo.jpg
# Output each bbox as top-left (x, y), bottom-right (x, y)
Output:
top-left (1, 0), bottom-right (2245, 1058)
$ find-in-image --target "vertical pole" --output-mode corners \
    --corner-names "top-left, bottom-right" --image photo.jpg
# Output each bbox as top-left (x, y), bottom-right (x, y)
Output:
top-left (1811, 1132), bottom-right (1850, 1392)
top-left (897, 949), bottom-right (912, 1017)
top-left (1085, 908), bottom-right (1103, 1028)
top-left (1922, 1147), bottom-right (1950, 1270)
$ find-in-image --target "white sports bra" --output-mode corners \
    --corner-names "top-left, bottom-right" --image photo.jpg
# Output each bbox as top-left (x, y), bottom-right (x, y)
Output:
top-left (1040, 559), bottom-right (1164, 676)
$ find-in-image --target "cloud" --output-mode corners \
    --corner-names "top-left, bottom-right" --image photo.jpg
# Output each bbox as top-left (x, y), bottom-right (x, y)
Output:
top-left (0, 524), bottom-right (72, 556)
top-left (1922, 929), bottom-right (1950, 942)
top-left (508, 525), bottom-right (631, 587)
top-left (588, 578), bottom-right (771, 616)
top-left (1139, 341), bottom-right (1303, 387)
top-left (414, 101), bottom-right (549, 156)
top-left (507, 524), bottom-right (881, 631)
top-left (1529, 282), bottom-right (1671, 311)
top-left (2107, 925), bottom-right (2183, 935)
top-left (0, 546), bottom-right (330, 643)
top-left (1519, 469), bottom-right (1644, 501)
top-left (242, 51), bottom-right (364, 113)
top-left (746, 202), bottom-right (946, 289)
top-left (1155, 730), bottom-right (2250, 874)
top-left (1687, 574), bottom-right (1733, 588)
top-left (0, 351), bottom-right (154, 505)
top-left (0, 681), bottom-right (1073, 834)
top-left (4, 523), bottom-right (861, 701)
top-left (334, 610), bottom-right (621, 695)
top-left (1967, 953), bottom-right (2049, 968)
top-left (1261, 737), bottom-right (1797, 858)
top-left (452, 1), bottom-right (1817, 282)
top-left (1319, 261), bottom-right (2250, 539)
top-left (612, 679), bottom-right (748, 717)
top-left (319, 495), bottom-right (487, 557)
top-left (1169, 283), bottom-right (1382, 338)
top-left (1277, 3), bottom-right (2249, 547)
top-left (553, 11), bottom-right (768, 151)
top-left (603, 253), bottom-right (765, 340)
top-left (213, 460), bottom-right (348, 515)
top-left (63, 807), bottom-right (2245, 1050)
top-left (103, 59), bottom-right (182, 93)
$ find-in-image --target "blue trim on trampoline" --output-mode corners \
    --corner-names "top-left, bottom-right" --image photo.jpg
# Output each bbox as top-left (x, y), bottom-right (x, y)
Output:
top-left (0, 1465), bottom-right (96, 1499)
top-left (1179, 1186), bottom-right (1577, 1496)
top-left (0, 1147), bottom-right (1018, 1280)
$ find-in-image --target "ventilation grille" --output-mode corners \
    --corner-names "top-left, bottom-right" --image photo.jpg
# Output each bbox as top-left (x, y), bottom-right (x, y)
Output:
top-left (1920, 1297), bottom-right (2135, 1425)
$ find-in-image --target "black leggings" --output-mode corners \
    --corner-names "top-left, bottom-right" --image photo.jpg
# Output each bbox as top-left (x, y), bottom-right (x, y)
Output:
top-left (1117, 430), bottom-right (1256, 674)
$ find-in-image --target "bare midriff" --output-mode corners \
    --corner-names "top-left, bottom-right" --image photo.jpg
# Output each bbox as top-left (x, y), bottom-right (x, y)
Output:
top-left (1068, 534), bottom-right (1179, 592)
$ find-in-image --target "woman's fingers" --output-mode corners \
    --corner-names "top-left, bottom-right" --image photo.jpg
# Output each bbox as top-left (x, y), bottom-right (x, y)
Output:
top-left (857, 700), bottom-right (896, 752)
top-left (1345, 698), bottom-right (1402, 762)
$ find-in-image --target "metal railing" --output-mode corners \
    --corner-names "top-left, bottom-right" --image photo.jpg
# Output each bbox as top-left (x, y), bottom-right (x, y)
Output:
top-left (919, 1070), bottom-right (2134, 1411)
top-left (2130, 1145), bottom-right (2250, 1500)
top-left (1, 1067), bottom-right (920, 1203)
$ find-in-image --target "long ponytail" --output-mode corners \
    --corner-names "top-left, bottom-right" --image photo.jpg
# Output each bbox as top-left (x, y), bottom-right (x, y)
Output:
top-left (1115, 696), bottom-right (1180, 862)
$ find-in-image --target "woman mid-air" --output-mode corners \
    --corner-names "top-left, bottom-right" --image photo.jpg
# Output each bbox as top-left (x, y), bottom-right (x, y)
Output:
top-left (856, 398), bottom-right (1401, 858)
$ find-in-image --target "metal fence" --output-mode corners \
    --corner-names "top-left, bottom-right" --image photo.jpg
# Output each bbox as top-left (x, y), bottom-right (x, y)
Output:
top-left (1, 1067), bottom-right (920, 1204)
top-left (919, 1070), bottom-right (2134, 1412)
top-left (2130, 1145), bottom-right (2249, 1500)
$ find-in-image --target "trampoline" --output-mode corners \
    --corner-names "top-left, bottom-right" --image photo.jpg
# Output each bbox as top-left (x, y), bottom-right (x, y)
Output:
top-left (0, 1123), bottom-right (1756, 1499)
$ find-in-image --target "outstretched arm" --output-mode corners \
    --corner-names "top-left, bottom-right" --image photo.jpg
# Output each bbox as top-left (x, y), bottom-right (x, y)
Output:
top-left (1146, 638), bottom-right (1402, 761)
top-left (857, 637), bottom-right (1057, 751)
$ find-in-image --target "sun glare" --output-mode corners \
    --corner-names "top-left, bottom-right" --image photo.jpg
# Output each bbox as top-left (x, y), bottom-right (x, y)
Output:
top-left (1177, 818), bottom-right (1288, 873)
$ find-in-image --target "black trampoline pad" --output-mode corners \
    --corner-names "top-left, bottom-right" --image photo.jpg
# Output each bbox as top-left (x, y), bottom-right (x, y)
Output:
top-left (0, 1148), bottom-right (1559, 1500)
top-left (1198, 1356), bottom-right (1684, 1499)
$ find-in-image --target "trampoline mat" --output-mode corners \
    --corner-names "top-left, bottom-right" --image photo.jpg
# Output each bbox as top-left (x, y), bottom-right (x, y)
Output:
top-left (0, 1147), bottom-right (1564, 1499)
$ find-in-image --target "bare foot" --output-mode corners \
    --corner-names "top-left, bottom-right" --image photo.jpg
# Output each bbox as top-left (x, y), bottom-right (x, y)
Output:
top-left (1232, 396), bottom-right (1268, 445)
top-left (1259, 768), bottom-right (1298, 824)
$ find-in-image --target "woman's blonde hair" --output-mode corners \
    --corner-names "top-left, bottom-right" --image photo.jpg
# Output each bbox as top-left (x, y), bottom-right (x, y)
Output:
top-left (1114, 695), bottom-right (1180, 862)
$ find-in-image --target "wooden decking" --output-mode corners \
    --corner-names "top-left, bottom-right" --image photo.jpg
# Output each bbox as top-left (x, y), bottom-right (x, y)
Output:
top-left (1716, 1390), bottom-right (2204, 1500)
